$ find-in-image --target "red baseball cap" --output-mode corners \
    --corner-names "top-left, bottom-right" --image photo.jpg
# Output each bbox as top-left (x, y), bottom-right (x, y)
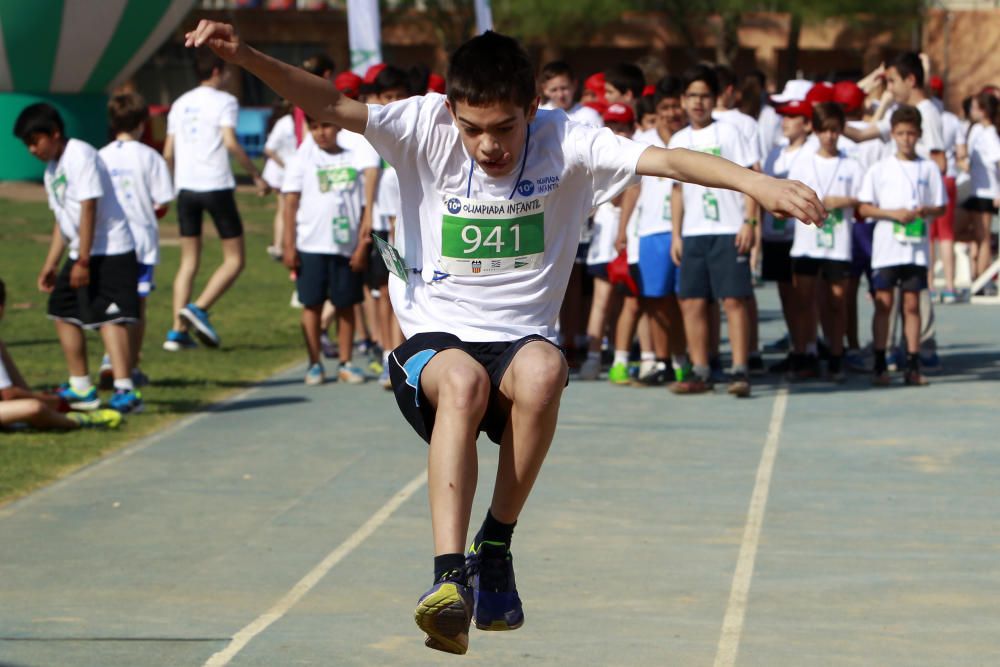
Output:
top-left (929, 75), bottom-right (944, 93)
top-left (334, 71), bottom-right (363, 99)
top-left (642, 84), bottom-right (655, 97)
top-left (427, 73), bottom-right (446, 94)
top-left (805, 82), bottom-right (835, 105)
top-left (584, 73), bottom-right (606, 99)
top-left (363, 63), bottom-right (386, 86)
top-left (583, 99), bottom-right (609, 116)
top-left (776, 100), bottom-right (812, 120)
top-left (603, 103), bottom-right (635, 124)
top-left (833, 80), bottom-right (865, 114)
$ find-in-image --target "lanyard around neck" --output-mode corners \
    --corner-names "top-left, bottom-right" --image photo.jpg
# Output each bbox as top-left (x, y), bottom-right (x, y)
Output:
top-left (894, 156), bottom-right (923, 203)
top-left (811, 153), bottom-right (842, 198)
top-left (465, 126), bottom-right (531, 200)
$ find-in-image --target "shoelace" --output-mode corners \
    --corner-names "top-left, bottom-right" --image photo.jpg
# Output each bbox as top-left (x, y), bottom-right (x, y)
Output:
top-left (436, 567), bottom-right (467, 585)
top-left (466, 546), bottom-right (511, 592)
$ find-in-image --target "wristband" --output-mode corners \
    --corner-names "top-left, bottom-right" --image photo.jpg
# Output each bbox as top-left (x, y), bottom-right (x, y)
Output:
top-left (744, 218), bottom-right (758, 227)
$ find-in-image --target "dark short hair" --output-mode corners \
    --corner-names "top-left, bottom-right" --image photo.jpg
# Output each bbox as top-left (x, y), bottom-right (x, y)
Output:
top-left (13, 102), bottom-right (64, 142)
top-left (0, 277), bottom-right (6, 307)
top-left (373, 65), bottom-right (410, 95)
top-left (302, 52), bottom-right (336, 77)
top-left (407, 64), bottom-right (431, 96)
top-left (636, 95), bottom-right (656, 122)
top-left (890, 104), bottom-right (922, 130)
top-left (540, 61), bottom-right (575, 84)
top-left (890, 52), bottom-right (924, 89)
top-left (653, 75), bottom-right (683, 107)
top-left (108, 93), bottom-right (149, 135)
top-left (811, 101), bottom-right (846, 131)
top-left (194, 48), bottom-right (225, 81)
top-left (714, 64), bottom-right (738, 92)
top-left (447, 31), bottom-right (536, 110)
top-left (604, 63), bottom-right (645, 99)
top-left (681, 64), bottom-right (719, 97)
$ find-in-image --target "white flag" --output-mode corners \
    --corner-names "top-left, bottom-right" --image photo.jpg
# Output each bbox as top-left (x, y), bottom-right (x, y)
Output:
top-left (474, 0), bottom-right (494, 33)
top-left (347, 0), bottom-right (382, 76)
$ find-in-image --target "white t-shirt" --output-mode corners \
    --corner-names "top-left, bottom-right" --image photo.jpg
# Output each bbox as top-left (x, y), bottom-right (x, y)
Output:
top-left (713, 108), bottom-right (762, 165)
top-left (757, 104), bottom-right (782, 163)
top-left (632, 128), bottom-right (676, 237)
top-left (167, 86), bottom-right (238, 192)
top-left (281, 139), bottom-right (380, 256)
top-left (788, 152), bottom-right (863, 262)
top-left (261, 114), bottom-right (297, 189)
top-left (98, 140), bottom-right (173, 266)
top-left (587, 199), bottom-right (621, 266)
top-left (858, 156), bottom-right (946, 269)
top-left (374, 163), bottom-right (400, 234)
top-left (967, 123), bottom-right (1000, 199)
top-left (941, 110), bottom-right (963, 178)
top-left (668, 122), bottom-right (753, 237)
top-left (538, 102), bottom-right (603, 129)
top-left (877, 98), bottom-right (945, 160)
top-left (45, 139), bottom-right (134, 259)
top-left (762, 142), bottom-right (809, 241)
top-left (364, 93), bottom-right (646, 341)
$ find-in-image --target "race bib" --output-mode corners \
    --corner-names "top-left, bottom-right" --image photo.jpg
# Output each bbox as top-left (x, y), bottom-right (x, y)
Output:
top-left (373, 232), bottom-right (408, 281)
top-left (317, 166), bottom-right (358, 193)
top-left (816, 208), bottom-right (843, 250)
top-left (439, 195), bottom-right (545, 276)
top-left (702, 191), bottom-right (720, 222)
top-left (893, 217), bottom-right (926, 243)
top-left (333, 216), bottom-right (351, 245)
top-left (662, 193), bottom-right (672, 222)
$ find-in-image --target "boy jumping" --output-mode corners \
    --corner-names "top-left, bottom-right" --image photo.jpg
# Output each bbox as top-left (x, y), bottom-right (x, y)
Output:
top-left (185, 21), bottom-right (824, 655)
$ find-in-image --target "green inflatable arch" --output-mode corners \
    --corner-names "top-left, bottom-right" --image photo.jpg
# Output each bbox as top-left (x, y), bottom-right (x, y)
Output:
top-left (0, 0), bottom-right (196, 180)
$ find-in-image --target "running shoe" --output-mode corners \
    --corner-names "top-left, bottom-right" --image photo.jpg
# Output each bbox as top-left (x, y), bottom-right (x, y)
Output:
top-left (941, 291), bottom-right (958, 305)
top-left (920, 352), bottom-right (943, 375)
top-left (727, 372), bottom-right (751, 398)
top-left (67, 409), bottom-right (122, 429)
top-left (304, 363), bottom-right (325, 386)
top-left (57, 385), bottom-right (101, 411)
top-left (163, 329), bottom-right (197, 352)
top-left (466, 540), bottom-right (524, 631)
top-left (414, 569), bottom-right (474, 655)
top-left (109, 389), bottom-right (143, 414)
top-left (337, 363), bottom-right (366, 384)
top-left (98, 354), bottom-right (114, 391)
top-left (578, 356), bottom-right (601, 381)
top-left (904, 370), bottom-right (930, 386)
top-left (320, 333), bottom-right (338, 359)
top-left (709, 357), bottom-right (726, 384)
top-left (844, 348), bottom-right (868, 373)
top-left (633, 362), bottom-right (669, 387)
top-left (768, 354), bottom-right (792, 374)
top-left (748, 354), bottom-right (765, 377)
top-left (607, 362), bottom-right (631, 386)
top-left (764, 334), bottom-right (790, 353)
top-left (789, 354), bottom-right (820, 381)
top-left (179, 304), bottom-right (220, 348)
top-left (673, 363), bottom-right (693, 383)
top-left (886, 347), bottom-right (903, 373)
top-left (669, 377), bottom-right (714, 395)
top-left (132, 368), bottom-right (150, 388)
top-left (368, 359), bottom-right (384, 377)
top-left (379, 364), bottom-right (392, 390)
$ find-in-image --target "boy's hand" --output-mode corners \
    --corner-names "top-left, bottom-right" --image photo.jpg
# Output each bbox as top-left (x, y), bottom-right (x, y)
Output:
top-left (349, 244), bottom-right (369, 273)
top-left (735, 223), bottom-right (754, 254)
top-left (254, 175), bottom-right (270, 196)
top-left (282, 246), bottom-right (299, 271)
top-left (751, 174), bottom-right (826, 227)
top-left (670, 236), bottom-right (683, 266)
top-left (69, 262), bottom-right (90, 289)
top-left (37, 266), bottom-right (57, 293)
top-left (185, 20), bottom-right (246, 64)
top-left (614, 231), bottom-right (627, 254)
top-left (895, 209), bottom-right (918, 223)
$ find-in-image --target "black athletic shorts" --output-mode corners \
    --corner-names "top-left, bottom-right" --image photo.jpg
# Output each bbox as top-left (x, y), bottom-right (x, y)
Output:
top-left (678, 234), bottom-right (753, 300)
top-left (791, 257), bottom-right (853, 281)
top-left (296, 252), bottom-right (365, 308)
top-left (871, 264), bottom-right (928, 292)
top-left (365, 230), bottom-right (391, 289)
top-left (47, 252), bottom-right (140, 329)
top-left (388, 332), bottom-right (561, 445)
top-left (961, 196), bottom-right (999, 215)
top-left (177, 189), bottom-right (243, 239)
top-left (586, 262), bottom-right (609, 280)
top-left (761, 240), bottom-right (793, 283)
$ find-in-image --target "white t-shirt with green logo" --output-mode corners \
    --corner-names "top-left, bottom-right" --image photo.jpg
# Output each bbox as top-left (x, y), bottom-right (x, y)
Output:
top-left (668, 122), bottom-right (753, 237)
top-left (282, 139), bottom-right (380, 256)
top-left (762, 143), bottom-right (808, 242)
top-left (788, 153), bottom-right (863, 262)
top-left (633, 128), bottom-right (675, 237)
top-left (364, 94), bottom-right (646, 342)
top-left (857, 155), bottom-right (946, 269)
top-left (44, 138), bottom-right (134, 259)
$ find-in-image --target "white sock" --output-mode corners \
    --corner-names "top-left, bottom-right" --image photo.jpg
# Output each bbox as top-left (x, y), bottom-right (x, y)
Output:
top-left (69, 375), bottom-right (92, 392)
top-left (613, 350), bottom-right (629, 365)
top-left (640, 351), bottom-right (656, 362)
top-left (114, 378), bottom-right (135, 392)
top-left (382, 350), bottom-right (390, 365)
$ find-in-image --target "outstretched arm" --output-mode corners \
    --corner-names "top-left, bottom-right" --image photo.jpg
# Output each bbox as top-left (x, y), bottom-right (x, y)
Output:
top-left (635, 146), bottom-right (827, 226)
top-left (185, 21), bottom-right (368, 135)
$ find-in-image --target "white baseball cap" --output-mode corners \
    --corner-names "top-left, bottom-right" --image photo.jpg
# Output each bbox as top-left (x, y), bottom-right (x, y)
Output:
top-left (771, 79), bottom-right (814, 104)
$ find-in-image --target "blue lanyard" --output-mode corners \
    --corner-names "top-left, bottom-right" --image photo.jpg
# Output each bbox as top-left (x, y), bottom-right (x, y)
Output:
top-left (465, 126), bottom-right (531, 200)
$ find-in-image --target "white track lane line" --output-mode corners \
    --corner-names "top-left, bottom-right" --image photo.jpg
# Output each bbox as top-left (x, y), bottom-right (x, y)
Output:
top-left (713, 385), bottom-right (789, 667)
top-left (203, 470), bottom-right (428, 667)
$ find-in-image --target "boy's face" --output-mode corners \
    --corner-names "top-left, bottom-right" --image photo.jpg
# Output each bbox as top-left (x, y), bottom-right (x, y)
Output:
top-left (376, 87), bottom-right (409, 105)
top-left (891, 122), bottom-right (921, 155)
top-left (970, 98), bottom-right (984, 123)
top-left (781, 115), bottom-right (808, 140)
top-left (24, 131), bottom-right (62, 162)
top-left (682, 82), bottom-right (715, 127)
top-left (885, 66), bottom-right (913, 104)
top-left (604, 83), bottom-right (633, 106)
top-left (605, 120), bottom-right (634, 138)
top-left (447, 98), bottom-right (538, 178)
top-left (542, 75), bottom-right (575, 111)
top-left (655, 96), bottom-right (685, 134)
top-left (816, 125), bottom-right (841, 153)
top-left (308, 120), bottom-right (340, 150)
top-left (639, 113), bottom-right (657, 131)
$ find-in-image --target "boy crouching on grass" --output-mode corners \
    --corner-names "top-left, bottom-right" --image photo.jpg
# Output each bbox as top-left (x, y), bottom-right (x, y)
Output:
top-left (282, 116), bottom-right (379, 385)
top-left (857, 105), bottom-right (946, 387)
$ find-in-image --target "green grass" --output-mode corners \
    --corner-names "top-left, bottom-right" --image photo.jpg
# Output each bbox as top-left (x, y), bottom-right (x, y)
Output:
top-left (0, 190), bottom-right (306, 503)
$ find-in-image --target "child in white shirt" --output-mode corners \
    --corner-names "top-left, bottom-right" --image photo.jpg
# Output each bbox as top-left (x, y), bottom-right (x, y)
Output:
top-left (262, 101), bottom-right (296, 259)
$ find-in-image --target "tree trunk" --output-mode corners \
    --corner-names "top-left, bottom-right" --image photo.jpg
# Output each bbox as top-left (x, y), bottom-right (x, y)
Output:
top-left (783, 12), bottom-right (802, 83)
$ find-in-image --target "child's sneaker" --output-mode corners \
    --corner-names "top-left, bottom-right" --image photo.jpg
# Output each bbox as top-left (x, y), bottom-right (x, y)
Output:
top-left (98, 355), bottom-right (114, 391)
top-left (414, 569), bottom-right (474, 655)
top-left (727, 372), bottom-right (751, 398)
top-left (748, 354), bottom-right (765, 376)
top-left (163, 330), bottom-right (197, 351)
top-left (578, 355), bottom-right (601, 380)
top-left (674, 363), bottom-right (693, 383)
top-left (304, 363), bottom-right (325, 386)
top-left (57, 385), bottom-right (101, 411)
top-left (368, 358), bottom-right (384, 377)
top-left (131, 368), bottom-right (150, 388)
top-left (67, 409), bottom-right (122, 429)
top-left (379, 365), bottom-right (392, 390)
top-left (633, 362), bottom-right (669, 387)
top-left (844, 348), bottom-right (868, 373)
top-left (109, 389), bottom-right (143, 414)
top-left (904, 370), bottom-right (930, 386)
top-left (466, 540), bottom-right (524, 631)
top-left (941, 290), bottom-right (958, 304)
top-left (337, 363), bottom-right (366, 384)
top-left (179, 304), bottom-right (220, 348)
top-left (607, 362), bottom-right (630, 385)
top-left (920, 351), bottom-right (943, 375)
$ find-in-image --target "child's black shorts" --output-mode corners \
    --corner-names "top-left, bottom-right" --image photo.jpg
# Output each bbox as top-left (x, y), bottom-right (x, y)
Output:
top-left (387, 332), bottom-right (560, 445)
top-left (791, 257), bottom-right (853, 281)
top-left (365, 231), bottom-right (391, 289)
top-left (296, 252), bottom-right (364, 308)
top-left (47, 253), bottom-right (140, 329)
top-left (177, 189), bottom-right (243, 239)
top-left (871, 264), bottom-right (928, 292)
top-left (761, 240), bottom-right (793, 283)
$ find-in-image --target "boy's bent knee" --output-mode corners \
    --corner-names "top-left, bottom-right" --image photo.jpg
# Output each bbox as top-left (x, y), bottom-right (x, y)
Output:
top-left (510, 344), bottom-right (567, 405)
top-left (438, 362), bottom-right (490, 416)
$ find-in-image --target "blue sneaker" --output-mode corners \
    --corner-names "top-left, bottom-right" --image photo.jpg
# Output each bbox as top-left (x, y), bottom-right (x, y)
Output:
top-left (414, 570), bottom-right (473, 655)
top-left (163, 329), bottom-right (197, 352)
top-left (466, 540), bottom-right (524, 631)
top-left (304, 362), bottom-right (325, 386)
top-left (57, 385), bottom-right (101, 411)
top-left (379, 364), bottom-right (391, 390)
top-left (109, 389), bottom-right (143, 414)
top-left (179, 304), bottom-right (220, 348)
top-left (920, 351), bottom-right (943, 375)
